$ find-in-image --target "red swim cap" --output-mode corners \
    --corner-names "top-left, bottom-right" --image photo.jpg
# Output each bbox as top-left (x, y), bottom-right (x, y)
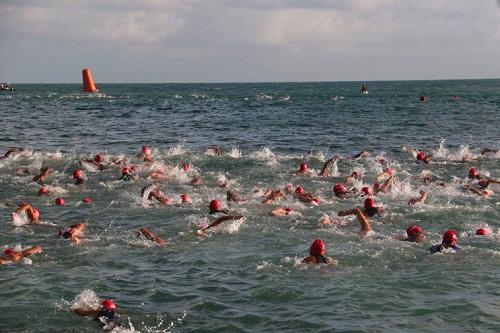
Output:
top-left (209, 199), bottom-right (221, 212)
top-left (3, 248), bottom-right (14, 256)
top-left (182, 163), bottom-right (190, 172)
top-left (361, 186), bottom-right (371, 196)
top-left (121, 167), bottom-right (130, 175)
top-left (284, 207), bottom-right (293, 213)
top-left (180, 194), bottom-right (191, 203)
top-left (295, 186), bottom-right (305, 195)
top-left (101, 299), bottom-right (116, 311)
top-left (364, 198), bottom-right (375, 208)
top-left (311, 198), bottom-right (320, 206)
top-left (373, 183), bottom-right (381, 191)
top-left (406, 225), bottom-right (422, 237)
top-left (476, 228), bottom-right (488, 236)
top-left (309, 239), bottom-right (326, 256)
top-left (468, 168), bottom-right (477, 177)
top-left (442, 229), bottom-right (458, 245)
top-left (72, 169), bottom-right (83, 179)
top-left (416, 152), bottom-right (425, 161)
top-left (299, 162), bottom-right (308, 173)
top-left (141, 145), bottom-right (151, 155)
top-left (94, 154), bottom-right (103, 163)
top-left (333, 183), bottom-right (346, 194)
top-left (82, 197), bottom-right (92, 203)
top-left (38, 187), bottom-right (49, 196)
top-left (55, 197), bottom-right (65, 206)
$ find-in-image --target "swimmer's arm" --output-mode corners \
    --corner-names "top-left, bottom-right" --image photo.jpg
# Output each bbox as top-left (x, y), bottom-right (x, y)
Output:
top-left (462, 185), bottom-right (483, 196)
top-left (354, 208), bottom-right (371, 233)
top-left (74, 308), bottom-right (100, 317)
top-left (139, 227), bottom-right (166, 246)
top-left (380, 175), bottom-right (394, 193)
top-left (408, 191), bottom-right (428, 205)
top-left (319, 158), bottom-right (335, 177)
top-left (21, 245), bottom-right (42, 257)
top-left (352, 150), bottom-right (369, 159)
top-left (204, 215), bottom-right (243, 230)
top-left (337, 208), bottom-right (358, 217)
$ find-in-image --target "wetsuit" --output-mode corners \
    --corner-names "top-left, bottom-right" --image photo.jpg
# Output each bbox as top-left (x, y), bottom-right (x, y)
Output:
top-left (430, 243), bottom-right (461, 254)
top-left (314, 255), bottom-right (329, 264)
top-left (364, 207), bottom-right (379, 217)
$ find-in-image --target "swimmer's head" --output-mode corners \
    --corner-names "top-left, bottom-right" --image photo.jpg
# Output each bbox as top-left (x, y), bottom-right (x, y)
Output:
top-left (406, 225), bottom-right (424, 242)
top-left (416, 152), bottom-right (425, 161)
top-left (141, 145), bottom-right (151, 155)
top-left (361, 186), bottom-right (371, 196)
top-left (295, 186), bottom-right (305, 195)
top-left (476, 228), bottom-right (488, 236)
top-left (38, 187), bottom-right (49, 196)
top-left (442, 229), bottom-right (458, 246)
top-left (101, 299), bottom-right (116, 311)
top-left (333, 183), bottom-right (346, 194)
top-left (3, 248), bottom-right (14, 256)
top-left (299, 162), bottom-right (308, 173)
top-left (373, 183), bottom-right (381, 192)
top-left (55, 197), bottom-right (65, 206)
top-left (364, 198), bottom-right (375, 209)
top-left (284, 207), bottom-right (293, 214)
top-left (121, 167), bottom-right (130, 175)
top-left (72, 169), bottom-right (83, 179)
top-left (209, 199), bottom-right (221, 213)
top-left (309, 239), bottom-right (326, 256)
top-left (82, 197), bottom-right (92, 204)
top-left (94, 154), bottom-right (103, 163)
top-left (180, 194), bottom-right (191, 203)
top-left (468, 167), bottom-right (478, 178)
top-left (182, 163), bottom-right (190, 172)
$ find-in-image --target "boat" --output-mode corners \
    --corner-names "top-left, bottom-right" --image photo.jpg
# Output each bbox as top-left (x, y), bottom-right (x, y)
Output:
top-left (0, 83), bottom-right (15, 91)
top-left (361, 83), bottom-right (368, 95)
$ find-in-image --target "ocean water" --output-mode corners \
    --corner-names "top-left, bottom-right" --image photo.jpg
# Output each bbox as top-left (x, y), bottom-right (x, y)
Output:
top-left (0, 80), bottom-right (499, 333)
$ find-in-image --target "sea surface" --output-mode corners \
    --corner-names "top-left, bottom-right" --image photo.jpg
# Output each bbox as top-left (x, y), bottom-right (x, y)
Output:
top-left (0, 80), bottom-right (499, 333)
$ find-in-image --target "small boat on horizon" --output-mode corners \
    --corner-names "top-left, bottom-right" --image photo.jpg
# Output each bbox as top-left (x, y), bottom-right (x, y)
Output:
top-left (0, 83), bottom-right (15, 91)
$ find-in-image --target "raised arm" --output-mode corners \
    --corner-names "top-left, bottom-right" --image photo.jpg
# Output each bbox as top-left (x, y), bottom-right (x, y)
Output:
top-left (353, 208), bottom-right (372, 233)
top-left (204, 215), bottom-right (243, 230)
top-left (139, 227), bottom-right (166, 246)
top-left (408, 190), bottom-right (428, 205)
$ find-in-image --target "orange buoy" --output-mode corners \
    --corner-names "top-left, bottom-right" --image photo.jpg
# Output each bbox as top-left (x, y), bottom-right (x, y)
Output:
top-left (82, 68), bottom-right (98, 93)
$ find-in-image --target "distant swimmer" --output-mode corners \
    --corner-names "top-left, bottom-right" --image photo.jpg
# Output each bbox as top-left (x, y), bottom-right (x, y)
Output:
top-left (32, 166), bottom-right (50, 182)
top-left (475, 228), bottom-right (489, 236)
top-left (294, 186), bottom-right (320, 206)
top-left (352, 150), bottom-right (370, 159)
top-left (226, 190), bottom-right (248, 203)
top-left (13, 202), bottom-right (40, 223)
top-left (480, 148), bottom-right (498, 156)
top-left (38, 187), bottom-right (51, 196)
top-left (301, 239), bottom-right (337, 265)
top-left (361, 83), bottom-right (369, 94)
top-left (0, 147), bottom-right (25, 160)
top-left (430, 230), bottom-right (460, 254)
top-left (74, 299), bottom-right (121, 330)
top-left (419, 93), bottom-right (428, 102)
top-left (196, 215), bottom-right (243, 236)
top-left (205, 145), bottom-right (222, 157)
top-left (373, 175), bottom-right (395, 194)
top-left (415, 149), bottom-right (433, 164)
top-left (338, 197), bottom-right (384, 218)
top-left (261, 189), bottom-right (285, 205)
top-left (408, 190), bottom-right (428, 205)
top-left (58, 223), bottom-right (85, 244)
top-left (333, 183), bottom-right (356, 199)
top-left (72, 169), bottom-right (85, 185)
top-left (209, 199), bottom-right (229, 214)
top-left (141, 184), bottom-right (172, 205)
top-left (120, 166), bottom-right (138, 181)
top-left (462, 184), bottom-right (492, 197)
top-left (401, 225), bottom-right (425, 242)
top-left (0, 245), bottom-right (42, 265)
top-left (318, 156), bottom-right (339, 177)
top-left (81, 154), bottom-right (105, 171)
top-left (136, 227), bottom-right (166, 246)
top-left (467, 167), bottom-right (481, 180)
top-left (297, 161), bottom-right (309, 175)
top-left (139, 145), bottom-right (153, 163)
top-left (337, 208), bottom-right (372, 234)
top-left (343, 171), bottom-right (362, 185)
top-left (270, 207), bottom-right (294, 217)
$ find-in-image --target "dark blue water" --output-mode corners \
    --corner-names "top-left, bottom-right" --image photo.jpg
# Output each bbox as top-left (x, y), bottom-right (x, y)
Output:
top-left (0, 80), bottom-right (499, 333)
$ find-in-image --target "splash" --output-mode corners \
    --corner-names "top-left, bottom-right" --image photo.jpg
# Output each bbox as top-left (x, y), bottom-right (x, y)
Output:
top-left (432, 139), bottom-right (449, 159)
top-left (166, 145), bottom-right (188, 156)
top-left (228, 147), bottom-right (242, 158)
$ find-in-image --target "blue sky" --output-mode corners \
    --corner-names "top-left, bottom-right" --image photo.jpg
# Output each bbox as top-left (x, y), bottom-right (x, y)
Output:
top-left (1, 0), bottom-right (500, 83)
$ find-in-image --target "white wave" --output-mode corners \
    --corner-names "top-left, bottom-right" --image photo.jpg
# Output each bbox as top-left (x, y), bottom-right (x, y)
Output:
top-left (166, 145), bottom-right (188, 156)
top-left (228, 147), bottom-right (242, 158)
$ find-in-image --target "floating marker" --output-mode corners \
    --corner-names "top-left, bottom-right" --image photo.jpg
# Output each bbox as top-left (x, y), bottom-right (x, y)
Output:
top-left (82, 68), bottom-right (98, 93)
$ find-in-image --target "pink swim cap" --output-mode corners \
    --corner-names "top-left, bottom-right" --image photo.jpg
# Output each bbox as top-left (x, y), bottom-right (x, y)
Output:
top-left (38, 187), bottom-right (49, 196)
top-left (142, 145), bottom-right (151, 155)
top-left (82, 197), bottom-right (92, 203)
top-left (180, 194), bottom-right (191, 203)
top-left (101, 299), bottom-right (116, 310)
top-left (309, 239), bottom-right (326, 256)
top-left (416, 152), bottom-right (425, 161)
top-left (364, 198), bottom-right (375, 209)
top-left (295, 186), bottom-right (305, 195)
top-left (442, 229), bottom-right (458, 245)
top-left (299, 162), bottom-right (308, 173)
top-left (209, 199), bottom-right (221, 213)
top-left (476, 228), bottom-right (488, 236)
top-left (182, 163), bottom-right (190, 172)
top-left (94, 154), bottom-right (103, 163)
top-left (406, 225), bottom-right (422, 238)
top-left (3, 248), bottom-right (14, 256)
top-left (361, 186), bottom-right (371, 196)
top-left (333, 183), bottom-right (346, 194)
top-left (72, 169), bottom-right (82, 179)
top-left (468, 167), bottom-right (477, 177)
top-left (121, 167), bottom-right (130, 175)
top-left (55, 197), bottom-right (65, 206)
top-left (284, 207), bottom-right (293, 213)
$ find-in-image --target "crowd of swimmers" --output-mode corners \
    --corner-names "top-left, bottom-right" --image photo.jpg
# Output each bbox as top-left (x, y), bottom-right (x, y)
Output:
top-left (1, 144), bottom-right (498, 328)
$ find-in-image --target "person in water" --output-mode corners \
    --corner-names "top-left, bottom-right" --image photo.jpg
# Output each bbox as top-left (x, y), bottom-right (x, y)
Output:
top-left (74, 299), bottom-right (119, 329)
top-left (337, 208), bottom-right (372, 234)
top-left (120, 166), bottom-right (138, 181)
top-left (401, 225), bottom-right (425, 242)
top-left (338, 197), bottom-right (384, 218)
top-left (32, 166), bottom-right (50, 182)
top-left (0, 245), bottom-right (42, 265)
top-left (352, 150), bottom-right (370, 159)
top-left (408, 190), bottom-right (428, 205)
top-left (72, 169), bottom-right (85, 185)
top-left (139, 145), bottom-right (153, 163)
top-left (205, 145), bottom-right (222, 157)
top-left (136, 227), bottom-right (166, 246)
top-left (141, 184), bottom-right (173, 205)
top-left (13, 202), bottom-right (40, 223)
top-left (302, 239), bottom-right (336, 264)
top-left (415, 149), bottom-right (433, 164)
top-left (58, 223), bottom-right (85, 245)
top-left (294, 186), bottom-right (320, 206)
top-left (430, 230), bottom-right (460, 253)
top-left (0, 147), bottom-right (25, 160)
top-left (81, 154), bottom-right (105, 171)
top-left (270, 207), bottom-right (294, 217)
top-left (196, 215), bottom-right (244, 236)
top-left (333, 183), bottom-right (356, 199)
top-left (209, 199), bottom-right (229, 214)
top-left (318, 156), bottom-right (339, 177)
top-left (261, 189), bottom-right (285, 205)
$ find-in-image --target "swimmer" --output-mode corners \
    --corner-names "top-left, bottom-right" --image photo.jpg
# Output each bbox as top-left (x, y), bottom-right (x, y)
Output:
top-left (58, 223), bottom-right (85, 244)
top-left (0, 245), bottom-right (42, 265)
top-left (337, 208), bottom-right (372, 234)
top-left (338, 197), bottom-right (384, 218)
top-left (136, 227), bottom-right (166, 246)
top-left (318, 156), bottom-right (339, 177)
top-left (408, 190), bottom-right (428, 205)
top-left (301, 239), bottom-right (336, 264)
top-left (467, 167), bottom-right (481, 180)
top-left (476, 228), bottom-right (489, 236)
top-left (294, 186), bottom-right (320, 205)
top-left (196, 215), bottom-right (243, 236)
top-left (462, 184), bottom-right (492, 197)
top-left (343, 171), bottom-right (362, 185)
top-left (430, 230), bottom-right (460, 254)
top-left (209, 199), bottom-right (229, 214)
top-left (480, 148), bottom-right (498, 156)
top-left (74, 299), bottom-right (120, 329)
top-left (139, 145), bottom-right (153, 163)
top-left (415, 149), bottom-right (433, 164)
top-left (401, 225), bottom-right (425, 242)
top-left (32, 166), bottom-right (50, 182)
top-left (72, 169), bottom-right (84, 185)
top-left (13, 202), bottom-right (40, 223)
top-left (120, 166), bottom-right (138, 181)
top-left (360, 186), bottom-right (371, 196)
top-left (297, 161), bottom-right (309, 174)
top-left (205, 145), bottom-right (222, 157)
top-left (352, 150), bottom-right (370, 159)
top-left (189, 176), bottom-right (203, 186)
top-left (373, 175), bottom-right (395, 194)
top-left (261, 189), bottom-right (285, 205)
top-left (141, 184), bottom-right (172, 205)
top-left (38, 187), bottom-right (50, 196)
top-left (81, 154), bottom-right (105, 171)
top-left (375, 168), bottom-right (393, 183)
top-left (333, 183), bottom-right (356, 199)
top-left (180, 194), bottom-right (192, 204)
top-left (227, 190), bottom-right (248, 203)
top-left (270, 207), bottom-right (294, 217)
top-left (0, 147), bottom-right (25, 160)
